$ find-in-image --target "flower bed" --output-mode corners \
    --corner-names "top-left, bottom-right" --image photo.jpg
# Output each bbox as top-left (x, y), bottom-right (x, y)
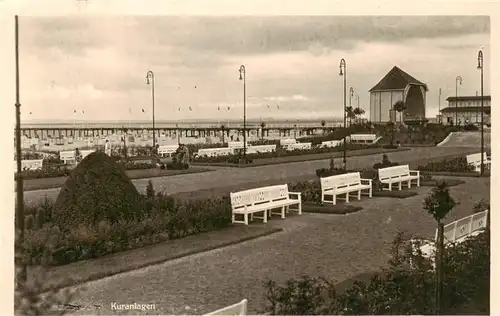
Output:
top-left (22, 193), bottom-right (232, 267)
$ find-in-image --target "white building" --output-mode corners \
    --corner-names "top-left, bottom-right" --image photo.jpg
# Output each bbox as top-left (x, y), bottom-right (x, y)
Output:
top-left (440, 95), bottom-right (491, 125)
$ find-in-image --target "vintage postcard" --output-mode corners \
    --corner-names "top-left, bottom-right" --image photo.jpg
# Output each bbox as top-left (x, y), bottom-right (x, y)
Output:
top-left (0, 1), bottom-right (497, 315)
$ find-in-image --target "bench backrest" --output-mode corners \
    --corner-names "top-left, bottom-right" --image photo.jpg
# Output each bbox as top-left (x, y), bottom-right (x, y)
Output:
top-left (378, 165), bottom-right (410, 180)
top-left (204, 299), bottom-right (248, 316)
top-left (230, 184), bottom-right (289, 209)
top-left (158, 145), bottom-right (179, 155)
top-left (466, 152), bottom-right (488, 164)
top-left (14, 159), bottom-right (44, 171)
top-left (320, 172), bottom-right (361, 191)
top-left (59, 150), bottom-right (76, 160)
top-left (350, 134), bottom-right (377, 141)
top-left (280, 138), bottom-right (297, 146)
top-left (440, 210), bottom-right (489, 243)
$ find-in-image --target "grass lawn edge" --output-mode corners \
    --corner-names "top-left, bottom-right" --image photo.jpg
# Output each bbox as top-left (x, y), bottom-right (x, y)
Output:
top-left (372, 190), bottom-right (419, 199)
top-left (191, 148), bottom-right (409, 168)
top-left (420, 179), bottom-right (466, 187)
top-left (39, 226), bottom-right (283, 294)
top-left (302, 203), bottom-right (363, 215)
top-left (21, 167), bottom-right (213, 192)
top-left (424, 171), bottom-right (489, 178)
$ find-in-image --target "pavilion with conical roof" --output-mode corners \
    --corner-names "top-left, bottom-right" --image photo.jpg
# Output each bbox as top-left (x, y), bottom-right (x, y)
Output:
top-left (369, 66), bottom-right (428, 123)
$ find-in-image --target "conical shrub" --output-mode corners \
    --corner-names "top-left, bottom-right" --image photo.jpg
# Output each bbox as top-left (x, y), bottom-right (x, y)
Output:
top-left (53, 151), bottom-right (142, 230)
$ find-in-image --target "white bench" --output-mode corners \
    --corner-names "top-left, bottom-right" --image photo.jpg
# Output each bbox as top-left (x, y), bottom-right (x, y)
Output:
top-left (204, 299), bottom-right (248, 316)
top-left (158, 145), bottom-right (179, 157)
top-left (246, 144), bottom-right (276, 154)
top-left (285, 142), bottom-right (312, 151)
top-left (378, 165), bottom-right (420, 191)
top-left (320, 172), bottom-right (373, 205)
top-left (14, 159), bottom-right (44, 171)
top-left (280, 138), bottom-right (297, 146)
top-left (349, 134), bottom-right (377, 143)
top-left (466, 152), bottom-right (491, 172)
top-left (416, 210), bottom-right (489, 261)
top-left (320, 140), bottom-right (342, 148)
top-left (59, 150), bottom-right (76, 164)
top-left (230, 184), bottom-right (302, 225)
top-left (196, 147), bottom-right (235, 157)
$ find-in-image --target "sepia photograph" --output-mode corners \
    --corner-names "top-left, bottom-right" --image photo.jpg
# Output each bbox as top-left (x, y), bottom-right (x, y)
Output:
top-left (3, 3), bottom-right (494, 315)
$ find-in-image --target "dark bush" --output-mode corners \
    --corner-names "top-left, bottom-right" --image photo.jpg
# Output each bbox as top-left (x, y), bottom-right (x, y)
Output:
top-left (52, 151), bottom-right (143, 230)
top-left (372, 154), bottom-right (399, 169)
top-left (417, 156), bottom-right (475, 172)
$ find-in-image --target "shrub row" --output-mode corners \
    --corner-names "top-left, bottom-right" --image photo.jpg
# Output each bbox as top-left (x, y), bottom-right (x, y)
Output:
top-left (192, 144), bottom-right (377, 164)
top-left (417, 156), bottom-right (475, 172)
top-left (22, 191), bottom-right (231, 266)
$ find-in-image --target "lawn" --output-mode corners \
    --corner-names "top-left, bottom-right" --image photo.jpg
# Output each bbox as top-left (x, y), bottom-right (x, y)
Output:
top-left (191, 147), bottom-right (408, 168)
top-left (21, 167), bottom-right (212, 192)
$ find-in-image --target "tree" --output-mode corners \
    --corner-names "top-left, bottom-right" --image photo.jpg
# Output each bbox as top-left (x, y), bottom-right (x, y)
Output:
top-left (321, 120), bottom-right (326, 135)
top-left (393, 100), bottom-right (407, 124)
top-left (260, 122), bottom-right (266, 141)
top-left (386, 121), bottom-right (395, 146)
top-left (423, 181), bottom-right (456, 314)
top-left (352, 107), bottom-right (365, 124)
top-left (345, 106), bottom-right (356, 127)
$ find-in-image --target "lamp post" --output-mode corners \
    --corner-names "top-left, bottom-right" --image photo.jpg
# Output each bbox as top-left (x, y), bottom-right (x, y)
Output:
top-left (349, 87), bottom-right (354, 127)
top-left (14, 15), bottom-right (26, 282)
top-left (455, 76), bottom-right (462, 127)
top-left (438, 88), bottom-right (442, 124)
top-left (239, 65), bottom-right (247, 161)
top-left (146, 70), bottom-right (156, 148)
top-left (339, 58), bottom-right (347, 171)
top-left (477, 50), bottom-right (484, 176)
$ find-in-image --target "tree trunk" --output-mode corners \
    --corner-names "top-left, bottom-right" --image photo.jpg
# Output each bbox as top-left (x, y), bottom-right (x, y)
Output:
top-left (436, 222), bottom-right (445, 314)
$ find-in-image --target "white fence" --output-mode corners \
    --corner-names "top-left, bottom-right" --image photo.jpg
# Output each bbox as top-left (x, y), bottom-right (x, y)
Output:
top-left (13, 159), bottom-right (44, 171)
top-left (279, 138), bottom-right (297, 146)
top-left (204, 299), bottom-right (248, 316)
top-left (320, 140), bottom-right (342, 148)
top-left (196, 147), bottom-right (235, 157)
top-left (349, 134), bottom-right (377, 143)
top-left (417, 210), bottom-right (489, 260)
top-left (246, 145), bottom-right (276, 154)
top-left (285, 142), bottom-right (312, 151)
top-left (228, 141), bottom-right (249, 149)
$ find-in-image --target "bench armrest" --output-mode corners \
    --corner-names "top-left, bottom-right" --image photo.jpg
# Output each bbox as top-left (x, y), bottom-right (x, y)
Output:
top-left (288, 191), bottom-right (302, 201)
top-left (410, 170), bottom-right (420, 177)
top-left (360, 178), bottom-right (372, 185)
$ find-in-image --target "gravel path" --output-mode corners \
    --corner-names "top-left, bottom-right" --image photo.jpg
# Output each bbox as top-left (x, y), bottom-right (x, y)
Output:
top-left (66, 176), bottom-right (489, 315)
top-left (24, 146), bottom-right (479, 206)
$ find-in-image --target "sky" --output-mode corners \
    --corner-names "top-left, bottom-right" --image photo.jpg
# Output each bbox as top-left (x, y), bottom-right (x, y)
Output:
top-left (18, 15), bottom-right (490, 122)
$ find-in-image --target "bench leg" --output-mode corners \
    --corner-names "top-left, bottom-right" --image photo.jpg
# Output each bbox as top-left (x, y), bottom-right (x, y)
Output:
top-left (408, 180), bottom-right (411, 189)
top-left (298, 202), bottom-right (302, 215)
top-left (346, 192), bottom-right (349, 203)
top-left (281, 206), bottom-right (285, 219)
top-left (244, 213), bottom-right (249, 225)
top-left (417, 177), bottom-right (420, 187)
top-left (263, 210), bottom-right (268, 223)
top-left (358, 190), bottom-right (361, 200)
top-left (332, 194), bottom-right (336, 205)
top-left (369, 186), bottom-right (372, 198)
top-left (399, 182), bottom-right (402, 191)
top-left (388, 183), bottom-right (392, 191)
